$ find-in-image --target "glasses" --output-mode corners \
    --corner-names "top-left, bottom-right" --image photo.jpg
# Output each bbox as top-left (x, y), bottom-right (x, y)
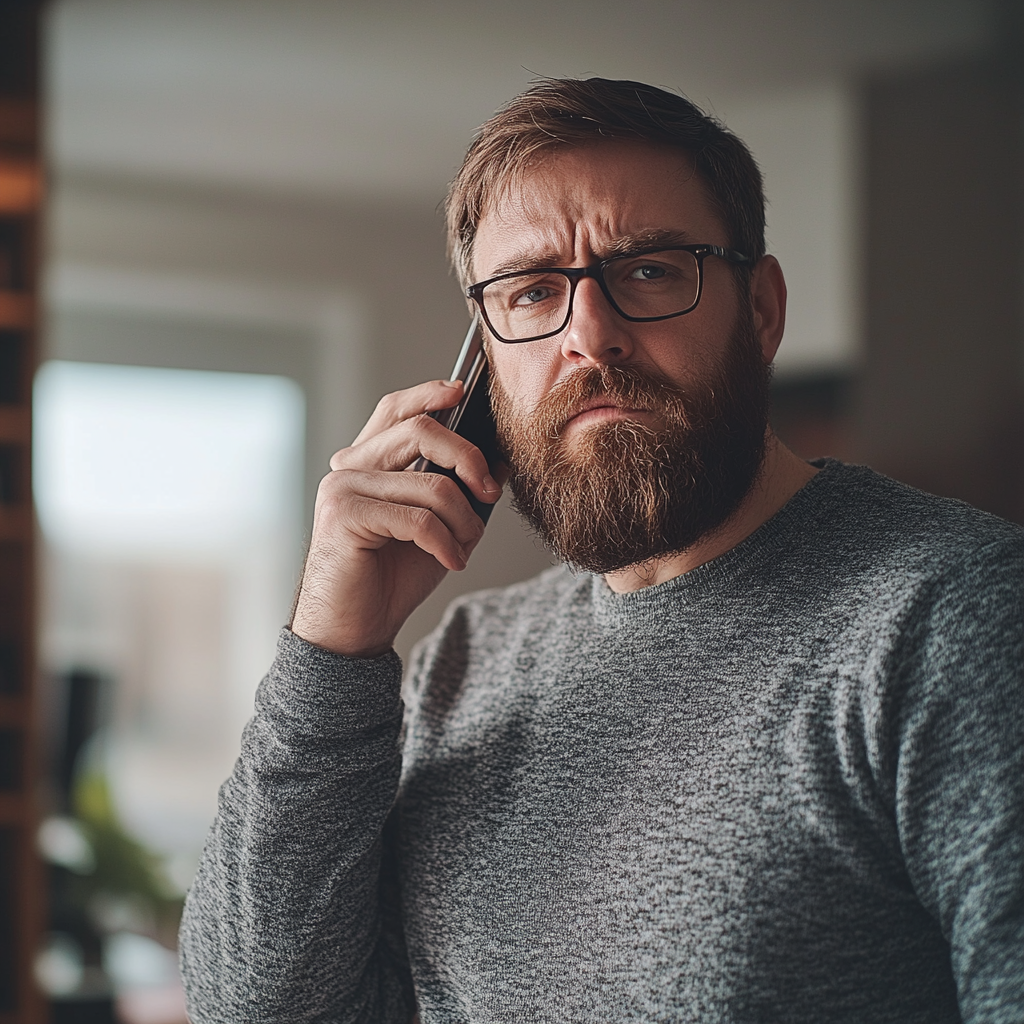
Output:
top-left (467, 244), bottom-right (751, 344)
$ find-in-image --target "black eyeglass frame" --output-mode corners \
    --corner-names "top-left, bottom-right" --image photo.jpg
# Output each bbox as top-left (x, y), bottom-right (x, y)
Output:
top-left (466, 244), bottom-right (752, 344)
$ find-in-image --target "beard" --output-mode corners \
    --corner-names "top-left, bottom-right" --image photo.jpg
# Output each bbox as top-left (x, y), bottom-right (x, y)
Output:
top-left (489, 312), bottom-right (772, 575)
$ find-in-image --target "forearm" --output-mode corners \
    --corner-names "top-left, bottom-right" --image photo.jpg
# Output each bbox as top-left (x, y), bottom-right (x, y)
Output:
top-left (179, 629), bottom-right (414, 1024)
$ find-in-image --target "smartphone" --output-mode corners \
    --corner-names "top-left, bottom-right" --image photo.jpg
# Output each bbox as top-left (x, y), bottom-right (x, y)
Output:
top-left (412, 315), bottom-right (502, 523)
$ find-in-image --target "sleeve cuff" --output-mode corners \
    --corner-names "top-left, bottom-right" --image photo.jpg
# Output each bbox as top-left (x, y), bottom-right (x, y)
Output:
top-left (253, 627), bottom-right (405, 740)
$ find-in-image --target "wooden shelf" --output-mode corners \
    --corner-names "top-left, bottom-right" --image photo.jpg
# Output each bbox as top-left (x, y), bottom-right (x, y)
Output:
top-left (0, 163), bottom-right (40, 216)
top-left (0, 409), bottom-right (29, 444)
top-left (0, 6), bottom-right (44, 1020)
top-left (0, 293), bottom-right (32, 330)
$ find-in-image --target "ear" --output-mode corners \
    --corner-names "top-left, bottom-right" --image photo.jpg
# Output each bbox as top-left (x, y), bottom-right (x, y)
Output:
top-left (749, 255), bottom-right (787, 364)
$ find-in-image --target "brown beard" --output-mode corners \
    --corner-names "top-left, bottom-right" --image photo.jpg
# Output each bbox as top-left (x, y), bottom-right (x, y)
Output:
top-left (489, 316), bottom-right (772, 575)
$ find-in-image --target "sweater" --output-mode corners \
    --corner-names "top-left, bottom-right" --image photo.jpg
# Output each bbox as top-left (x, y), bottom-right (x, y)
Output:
top-left (180, 459), bottom-right (1024, 1023)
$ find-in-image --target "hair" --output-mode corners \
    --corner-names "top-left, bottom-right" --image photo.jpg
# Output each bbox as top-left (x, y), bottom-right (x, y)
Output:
top-left (445, 77), bottom-right (767, 287)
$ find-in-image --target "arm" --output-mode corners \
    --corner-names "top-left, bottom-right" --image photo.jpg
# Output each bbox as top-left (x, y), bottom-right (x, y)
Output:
top-left (179, 379), bottom-right (502, 1022)
top-left (895, 536), bottom-right (1024, 1023)
top-left (179, 632), bottom-right (412, 1023)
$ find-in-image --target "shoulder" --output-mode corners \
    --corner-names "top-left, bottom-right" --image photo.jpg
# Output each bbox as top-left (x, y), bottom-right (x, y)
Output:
top-left (803, 460), bottom-right (1024, 590)
top-left (811, 465), bottom-right (1023, 709)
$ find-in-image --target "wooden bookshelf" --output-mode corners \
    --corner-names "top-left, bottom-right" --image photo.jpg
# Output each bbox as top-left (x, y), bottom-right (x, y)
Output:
top-left (0, 3), bottom-right (44, 1022)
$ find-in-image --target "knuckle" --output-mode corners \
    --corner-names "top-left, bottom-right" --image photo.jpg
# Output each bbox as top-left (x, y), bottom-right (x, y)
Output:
top-left (329, 446), bottom-right (353, 470)
top-left (411, 411), bottom-right (440, 436)
top-left (459, 511), bottom-right (485, 544)
top-left (422, 471), bottom-right (454, 498)
top-left (408, 505), bottom-right (436, 531)
top-left (401, 413), bottom-right (427, 437)
top-left (375, 392), bottom-right (401, 419)
top-left (316, 468), bottom-right (356, 508)
top-left (453, 433), bottom-right (483, 462)
top-left (316, 469), bottom-right (338, 498)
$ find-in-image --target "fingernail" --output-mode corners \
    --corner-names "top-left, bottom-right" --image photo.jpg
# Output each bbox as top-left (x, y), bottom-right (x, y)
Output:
top-left (483, 474), bottom-right (500, 493)
top-left (441, 378), bottom-right (461, 389)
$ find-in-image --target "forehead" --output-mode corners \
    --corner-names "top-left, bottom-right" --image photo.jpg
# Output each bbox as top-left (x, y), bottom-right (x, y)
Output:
top-left (472, 141), bottom-right (726, 278)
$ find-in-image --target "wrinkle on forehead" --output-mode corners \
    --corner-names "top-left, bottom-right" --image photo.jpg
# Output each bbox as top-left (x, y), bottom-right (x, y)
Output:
top-left (472, 142), bottom-right (711, 279)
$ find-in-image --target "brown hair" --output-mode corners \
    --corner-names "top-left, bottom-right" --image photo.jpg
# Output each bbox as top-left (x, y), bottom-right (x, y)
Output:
top-left (446, 78), bottom-right (766, 286)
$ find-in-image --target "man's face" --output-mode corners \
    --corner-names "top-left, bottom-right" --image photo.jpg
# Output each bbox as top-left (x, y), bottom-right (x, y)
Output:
top-left (471, 141), bottom-right (773, 573)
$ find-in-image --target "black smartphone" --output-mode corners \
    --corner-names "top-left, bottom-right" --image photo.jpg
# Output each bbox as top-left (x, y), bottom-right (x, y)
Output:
top-left (413, 315), bottom-right (502, 523)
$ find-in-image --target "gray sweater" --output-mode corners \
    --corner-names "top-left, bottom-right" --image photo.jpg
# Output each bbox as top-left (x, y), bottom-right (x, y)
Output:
top-left (180, 460), bottom-right (1024, 1023)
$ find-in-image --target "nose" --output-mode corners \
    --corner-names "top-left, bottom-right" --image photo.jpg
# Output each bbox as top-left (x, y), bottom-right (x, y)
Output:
top-left (559, 276), bottom-right (635, 366)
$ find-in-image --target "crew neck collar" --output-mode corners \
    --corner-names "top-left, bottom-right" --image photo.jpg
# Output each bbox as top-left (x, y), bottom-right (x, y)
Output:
top-left (588, 457), bottom-right (845, 629)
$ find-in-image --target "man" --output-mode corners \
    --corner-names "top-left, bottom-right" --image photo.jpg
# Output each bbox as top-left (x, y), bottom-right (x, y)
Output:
top-left (180, 79), bottom-right (1023, 1022)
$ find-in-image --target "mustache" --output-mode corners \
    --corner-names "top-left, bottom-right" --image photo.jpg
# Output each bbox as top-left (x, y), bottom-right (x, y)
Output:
top-left (528, 364), bottom-right (694, 437)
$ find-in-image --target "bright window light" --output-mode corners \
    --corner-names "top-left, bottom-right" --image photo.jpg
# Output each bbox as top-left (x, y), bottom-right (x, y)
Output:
top-left (34, 361), bottom-right (305, 557)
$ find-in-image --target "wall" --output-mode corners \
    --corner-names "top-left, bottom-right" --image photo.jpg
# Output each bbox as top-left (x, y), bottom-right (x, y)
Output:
top-left (858, 54), bottom-right (1024, 523)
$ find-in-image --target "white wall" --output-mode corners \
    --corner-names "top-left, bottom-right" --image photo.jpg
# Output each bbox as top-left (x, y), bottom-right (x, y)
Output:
top-left (718, 85), bottom-right (858, 376)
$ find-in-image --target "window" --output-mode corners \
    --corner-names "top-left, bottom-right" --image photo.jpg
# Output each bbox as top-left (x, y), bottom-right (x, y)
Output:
top-left (34, 361), bottom-right (304, 888)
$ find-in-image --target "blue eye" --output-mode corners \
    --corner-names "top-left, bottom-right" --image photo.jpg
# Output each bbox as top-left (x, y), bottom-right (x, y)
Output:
top-left (514, 287), bottom-right (555, 306)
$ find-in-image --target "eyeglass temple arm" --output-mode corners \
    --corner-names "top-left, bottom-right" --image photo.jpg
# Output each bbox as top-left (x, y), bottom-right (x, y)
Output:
top-left (702, 245), bottom-right (753, 265)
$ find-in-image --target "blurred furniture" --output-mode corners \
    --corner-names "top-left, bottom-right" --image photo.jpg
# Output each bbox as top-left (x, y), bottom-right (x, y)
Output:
top-left (771, 372), bottom-right (855, 464)
top-left (0, 1), bottom-right (45, 1022)
top-left (858, 41), bottom-right (1024, 524)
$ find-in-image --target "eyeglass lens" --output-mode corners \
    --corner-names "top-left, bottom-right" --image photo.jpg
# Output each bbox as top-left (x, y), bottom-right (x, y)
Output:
top-left (480, 249), bottom-right (701, 342)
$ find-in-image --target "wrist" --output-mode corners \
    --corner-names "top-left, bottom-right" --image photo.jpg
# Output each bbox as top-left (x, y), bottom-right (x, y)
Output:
top-left (289, 611), bottom-right (394, 660)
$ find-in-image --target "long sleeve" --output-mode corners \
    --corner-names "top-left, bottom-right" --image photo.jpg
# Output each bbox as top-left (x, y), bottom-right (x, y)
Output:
top-left (179, 628), bottom-right (416, 1024)
top-left (894, 536), bottom-right (1024, 1023)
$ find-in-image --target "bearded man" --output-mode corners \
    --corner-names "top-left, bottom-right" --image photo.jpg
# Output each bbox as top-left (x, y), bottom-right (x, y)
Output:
top-left (180, 79), bottom-right (1024, 1023)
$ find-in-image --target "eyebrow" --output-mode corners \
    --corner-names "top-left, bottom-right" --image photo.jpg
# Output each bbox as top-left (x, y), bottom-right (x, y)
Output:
top-left (602, 229), bottom-right (697, 257)
top-left (484, 229), bottom-right (699, 278)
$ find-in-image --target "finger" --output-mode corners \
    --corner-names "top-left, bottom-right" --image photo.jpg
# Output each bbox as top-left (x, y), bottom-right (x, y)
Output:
top-left (340, 493), bottom-right (473, 571)
top-left (335, 468), bottom-right (487, 549)
top-left (491, 460), bottom-right (511, 487)
top-left (351, 379), bottom-right (463, 447)
top-left (333, 416), bottom-right (502, 503)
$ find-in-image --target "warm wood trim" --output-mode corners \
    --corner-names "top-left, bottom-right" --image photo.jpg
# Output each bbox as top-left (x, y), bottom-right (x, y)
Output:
top-left (0, 294), bottom-right (32, 330)
top-left (0, 409), bottom-right (29, 444)
top-left (0, 3), bottom-right (44, 1018)
top-left (0, 162), bottom-right (40, 215)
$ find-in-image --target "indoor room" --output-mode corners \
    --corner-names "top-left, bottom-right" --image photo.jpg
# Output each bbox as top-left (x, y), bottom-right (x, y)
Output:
top-left (1, 2), bottom-right (1021, 1022)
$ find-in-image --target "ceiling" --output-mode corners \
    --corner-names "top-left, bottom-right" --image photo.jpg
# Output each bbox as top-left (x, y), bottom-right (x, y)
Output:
top-left (47, 0), bottom-right (992, 201)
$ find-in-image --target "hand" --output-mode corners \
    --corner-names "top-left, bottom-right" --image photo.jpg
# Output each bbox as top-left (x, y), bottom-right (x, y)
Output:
top-left (290, 379), bottom-right (502, 658)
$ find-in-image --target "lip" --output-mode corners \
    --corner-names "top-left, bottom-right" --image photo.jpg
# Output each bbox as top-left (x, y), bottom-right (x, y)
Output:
top-left (562, 400), bottom-right (650, 432)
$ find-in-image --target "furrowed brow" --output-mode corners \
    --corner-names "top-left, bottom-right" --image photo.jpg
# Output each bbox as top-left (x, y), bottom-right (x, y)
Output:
top-left (600, 230), bottom-right (696, 258)
top-left (483, 230), bottom-right (698, 279)
top-left (487, 249), bottom-right (567, 278)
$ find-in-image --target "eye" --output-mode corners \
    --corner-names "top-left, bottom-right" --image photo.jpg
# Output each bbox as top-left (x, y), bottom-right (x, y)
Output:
top-left (512, 285), bottom-right (557, 307)
top-left (628, 263), bottom-right (668, 281)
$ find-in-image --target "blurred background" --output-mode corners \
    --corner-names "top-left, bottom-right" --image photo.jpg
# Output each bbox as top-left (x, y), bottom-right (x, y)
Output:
top-left (0, 0), bottom-right (1021, 1021)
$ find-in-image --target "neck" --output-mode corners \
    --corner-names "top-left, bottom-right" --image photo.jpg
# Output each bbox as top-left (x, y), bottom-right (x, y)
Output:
top-left (603, 431), bottom-right (818, 594)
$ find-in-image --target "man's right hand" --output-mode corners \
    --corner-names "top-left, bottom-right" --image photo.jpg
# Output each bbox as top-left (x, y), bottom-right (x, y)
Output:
top-left (290, 379), bottom-right (502, 658)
